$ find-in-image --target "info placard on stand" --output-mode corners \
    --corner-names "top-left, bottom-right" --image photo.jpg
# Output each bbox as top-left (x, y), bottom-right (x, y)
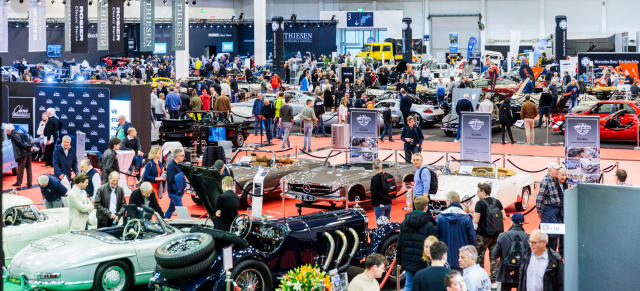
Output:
top-left (251, 168), bottom-right (270, 219)
top-left (460, 112), bottom-right (492, 162)
top-left (564, 116), bottom-right (600, 186)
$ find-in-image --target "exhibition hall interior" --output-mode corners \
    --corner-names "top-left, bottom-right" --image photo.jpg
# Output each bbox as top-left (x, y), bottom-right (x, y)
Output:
top-left (2, 0), bottom-right (639, 290)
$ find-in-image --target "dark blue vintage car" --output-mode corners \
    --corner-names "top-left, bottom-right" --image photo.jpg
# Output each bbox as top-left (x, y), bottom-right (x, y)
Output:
top-left (150, 163), bottom-right (402, 291)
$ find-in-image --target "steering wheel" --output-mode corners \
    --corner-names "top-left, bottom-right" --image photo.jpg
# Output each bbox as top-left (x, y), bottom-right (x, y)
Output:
top-left (475, 169), bottom-right (491, 177)
top-left (122, 219), bottom-right (143, 241)
top-left (3, 208), bottom-right (17, 226)
top-left (230, 213), bottom-right (253, 239)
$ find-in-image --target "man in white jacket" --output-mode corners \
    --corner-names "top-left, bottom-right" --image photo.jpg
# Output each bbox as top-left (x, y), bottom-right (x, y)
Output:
top-left (68, 173), bottom-right (94, 231)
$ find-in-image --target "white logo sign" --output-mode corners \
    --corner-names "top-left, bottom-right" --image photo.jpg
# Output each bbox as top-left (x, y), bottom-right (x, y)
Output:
top-left (11, 105), bottom-right (30, 118)
top-left (83, 122), bottom-right (90, 128)
top-left (469, 119), bottom-right (485, 130)
top-left (39, 106), bottom-right (46, 111)
top-left (60, 99), bottom-right (67, 104)
top-left (76, 100), bottom-right (82, 105)
top-left (356, 115), bottom-right (372, 126)
top-left (39, 91), bottom-right (45, 96)
top-left (68, 107), bottom-right (75, 112)
top-left (76, 115), bottom-right (83, 120)
top-left (46, 98), bottom-right (53, 104)
top-left (91, 130), bottom-right (98, 136)
top-left (91, 115), bottom-right (97, 120)
top-left (98, 123), bottom-right (106, 128)
top-left (68, 122), bottom-right (75, 127)
top-left (83, 92), bottom-right (90, 98)
top-left (91, 145), bottom-right (98, 151)
top-left (55, 106), bottom-right (60, 111)
top-left (90, 100), bottom-right (97, 105)
top-left (574, 123), bottom-right (591, 135)
top-left (98, 92), bottom-right (105, 98)
top-left (272, 21), bottom-right (279, 31)
top-left (85, 138), bottom-right (90, 143)
top-left (581, 57), bottom-right (591, 68)
top-left (98, 108), bottom-right (105, 113)
top-left (83, 107), bottom-right (90, 112)
top-left (559, 20), bottom-right (567, 30)
top-left (60, 114), bottom-right (68, 119)
top-left (98, 138), bottom-right (106, 144)
top-left (61, 129), bottom-right (68, 134)
top-left (53, 91), bottom-right (60, 97)
top-left (68, 92), bottom-right (75, 97)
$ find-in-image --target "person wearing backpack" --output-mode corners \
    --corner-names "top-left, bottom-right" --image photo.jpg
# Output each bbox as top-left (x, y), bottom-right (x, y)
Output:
top-left (411, 153), bottom-right (438, 200)
top-left (491, 213), bottom-right (530, 291)
top-left (370, 159), bottom-right (394, 221)
top-left (6, 124), bottom-right (34, 187)
top-left (472, 183), bottom-right (506, 287)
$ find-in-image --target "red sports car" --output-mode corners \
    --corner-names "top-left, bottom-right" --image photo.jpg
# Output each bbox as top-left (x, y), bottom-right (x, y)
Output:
top-left (552, 100), bottom-right (640, 141)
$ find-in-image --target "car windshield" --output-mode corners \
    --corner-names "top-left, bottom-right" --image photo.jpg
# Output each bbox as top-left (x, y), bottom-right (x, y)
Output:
top-left (362, 45), bottom-right (372, 52)
top-left (442, 160), bottom-right (496, 178)
top-left (230, 149), bottom-right (277, 167)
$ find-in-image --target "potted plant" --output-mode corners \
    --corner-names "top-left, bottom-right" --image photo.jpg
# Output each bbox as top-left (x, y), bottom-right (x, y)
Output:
top-left (276, 265), bottom-right (332, 291)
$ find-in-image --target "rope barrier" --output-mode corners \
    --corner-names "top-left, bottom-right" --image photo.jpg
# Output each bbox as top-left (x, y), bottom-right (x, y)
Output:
top-left (506, 159), bottom-right (549, 173)
top-left (398, 154), bottom-right (411, 163)
top-left (381, 152), bottom-right (395, 162)
top-left (492, 157), bottom-right (501, 163)
top-left (601, 164), bottom-right (617, 173)
top-left (427, 156), bottom-right (445, 165)
top-left (299, 148), bottom-right (343, 159)
top-left (230, 111), bottom-right (253, 119)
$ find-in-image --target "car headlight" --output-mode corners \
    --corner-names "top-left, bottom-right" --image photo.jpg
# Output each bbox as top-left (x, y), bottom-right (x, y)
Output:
top-left (280, 177), bottom-right (289, 193)
top-left (330, 181), bottom-right (341, 192)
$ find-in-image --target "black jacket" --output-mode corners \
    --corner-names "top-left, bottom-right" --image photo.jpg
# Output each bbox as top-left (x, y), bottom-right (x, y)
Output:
top-left (129, 189), bottom-right (164, 217)
top-left (261, 103), bottom-right (276, 120)
top-left (230, 78), bottom-right (239, 93)
top-left (397, 210), bottom-right (437, 273)
top-left (498, 100), bottom-right (514, 126)
top-left (455, 98), bottom-right (474, 118)
top-left (518, 247), bottom-right (564, 291)
top-left (120, 136), bottom-right (142, 153)
top-left (399, 94), bottom-right (412, 114)
top-left (179, 93), bottom-right (191, 112)
top-left (212, 190), bottom-right (240, 232)
top-left (134, 68), bottom-right (143, 79)
top-left (406, 82), bottom-right (417, 94)
top-left (370, 172), bottom-right (392, 206)
top-left (9, 130), bottom-right (31, 161)
top-left (314, 97), bottom-right (325, 116)
top-left (539, 93), bottom-right (553, 107)
top-left (382, 107), bottom-right (392, 124)
top-left (44, 116), bottom-right (62, 143)
top-left (101, 148), bottom-right (120, 183)
top-left (145, 67), bottom-right (154, 79)
top-left (396, 82), bottom-right (407, 92)
top-left (156, 68), bottom-right (168, 78)
top-left (379, 74), bottom-right (389, 86)
top-left (491, 225), bottom-right (530, 284)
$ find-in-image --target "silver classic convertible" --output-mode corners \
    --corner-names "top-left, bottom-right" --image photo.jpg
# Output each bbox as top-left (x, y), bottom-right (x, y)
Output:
top-left (4, 205), bottom-right (184, 291)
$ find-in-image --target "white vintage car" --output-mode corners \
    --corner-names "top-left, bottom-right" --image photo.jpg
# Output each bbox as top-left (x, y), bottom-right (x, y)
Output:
top-left (4, 205), bottom-right (184, 291)
top-left (2, 194), bottom-right (98, 266)
top-left (429, 160), bottom-right (535, 214)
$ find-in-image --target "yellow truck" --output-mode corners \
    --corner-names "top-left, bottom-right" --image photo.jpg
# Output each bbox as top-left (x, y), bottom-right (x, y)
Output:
top-left (357, 42), bottom-right (403, 61)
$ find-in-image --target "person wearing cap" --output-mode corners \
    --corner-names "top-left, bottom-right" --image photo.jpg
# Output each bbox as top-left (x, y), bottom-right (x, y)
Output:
top-left (536, 162), bottom-right (563, 252)
top-left (213, 160), bottom-right (234, 180)
top-left (492, 213), bottom-right (530, 291)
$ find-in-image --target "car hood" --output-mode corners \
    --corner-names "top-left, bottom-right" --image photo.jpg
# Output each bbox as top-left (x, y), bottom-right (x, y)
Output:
top-left (178, 163), bottom-right (224, 217)
top-left (430, 175), bottom-right (487, 207)
top-left (10, 233), bottom-right (101, 270)
top-left (286, 166), bottom-right (373, 185)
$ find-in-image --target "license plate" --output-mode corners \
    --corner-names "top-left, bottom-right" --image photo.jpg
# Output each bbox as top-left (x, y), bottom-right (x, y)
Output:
top-left (295, 194), bottom-right (316, 202)
top-left (6, 274), bottom-right (21, 285)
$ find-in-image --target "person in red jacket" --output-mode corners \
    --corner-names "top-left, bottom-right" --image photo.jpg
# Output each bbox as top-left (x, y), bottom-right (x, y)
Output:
top-left (270, 73), bottom-right (283, 93)
top-left (200, 89), bottom-right (212, 111)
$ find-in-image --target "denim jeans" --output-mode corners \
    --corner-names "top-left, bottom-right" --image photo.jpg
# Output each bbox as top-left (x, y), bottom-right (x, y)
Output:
top-left (404, 147), bottom-right (420, 163)
top-left (380, 123), bottom-right (393, 141)
top-left (281, 122), bottom-right (292, 148)
top-left (373, 204), bottom-right (391, 220)
top-left (314, 115), bottom-right (326, 134)
top-left (380, 85), bottom-right (387, 91)
top-left (264, 119), bottom-right (272, 142)
top-left (129, 155), bottom-right (144, 172)
top-left (165, 193), bottom-right (184, 218)
top-left (303, 123), bottom-right (313, 149)
top-left (456, 120), bottom-right (462, 140)
top-left (45, 199), bottom-right (63, 209)
top-left (404, 271), bottom-right (415, 291)
top-left (254, 116), bottom-right (263, 134)
top-left (421, 77), bottom-right (429, 85)
top-left (568, 98), bottom-right (577, 111)
top-left (273, 118), bottom-right (281, 138)
top-left (538, 106), bottom-right (550, 126)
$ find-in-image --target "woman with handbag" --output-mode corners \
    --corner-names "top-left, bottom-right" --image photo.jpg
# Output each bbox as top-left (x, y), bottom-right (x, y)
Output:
top-left (143, 146), bottom-right (166, 198)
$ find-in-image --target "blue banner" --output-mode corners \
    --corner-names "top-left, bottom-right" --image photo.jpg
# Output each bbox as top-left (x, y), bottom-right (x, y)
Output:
top-left (467, 37), bottom-right (478, 60)
top-left (460, 112), bottom-right (492, 162)
top-left (35, 87), bottom-right (111, 153)
top-left (533, 39), bottom-right (548, 67)
top-left (449, 33), bottom-right (459, 53)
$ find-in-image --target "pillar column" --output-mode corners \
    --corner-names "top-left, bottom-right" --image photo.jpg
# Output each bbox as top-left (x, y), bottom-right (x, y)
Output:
top-left (174, 3), bottom-right (189, 79)
top-left (254, 0), bottom-right (266, 66)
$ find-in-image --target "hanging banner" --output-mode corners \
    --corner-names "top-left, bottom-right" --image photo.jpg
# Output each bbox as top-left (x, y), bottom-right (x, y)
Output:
top-left (460, 112), bottom-right (492, 162)
top-left (35, 87), bottom-right (111, 153)
top-left (28, 0), bottom-right (47, 52)
top-left (97, 1), bottom-right (109, 51)
top-left (140, 0), bottom-right (155, 52)
top-left (172, 0), bottom-right (186, 51)
top-left (349, 109), bottom-right (379, 162)
top-left (64, 0), bottom-right (71, 51)
top-left (70, 0), bottom-right (88, 53)
top-left (0, 1), bottom-right (7, 53)
top-left (577, 52), bottom-right (640, 77)
top-left (555, 16), bottom-right (567, 61)
top-left (467, 37), bottom-right (478, 60)
top-left (533, 39), bottom-right (548, 66)
top-left (271, 16), bottom-right (284, 78)
top-left (509, 30), bottom-right (521, 60)
top-left (564, 116), bottom-right (600, 186)
top-left (108, 0), bottom-right (125, 52)
top-left (402, 18), bottom-right (412, 62)
top-left (618, 62), bottom-right (639, 81)
top-left (449, 32), bottom-right (458, 53)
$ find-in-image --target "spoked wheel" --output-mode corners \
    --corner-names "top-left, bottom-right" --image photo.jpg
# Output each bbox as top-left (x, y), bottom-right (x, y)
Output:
top-left (155, 233), bottom-right (215, 268)
top-left (515, 186), bottom-right (531, 211)
top-left (239, 183), bottom-right (254, 210)
top-left (233, 132), bottom-right (245, 147)
top-left (231, 260), bottom-right (273, 291)
top-left (378, 233), bottom-right (405, 286)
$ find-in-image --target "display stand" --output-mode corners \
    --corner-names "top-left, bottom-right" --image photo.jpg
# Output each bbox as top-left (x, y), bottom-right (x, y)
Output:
top-left (251, 168), bottom-right (270, 219)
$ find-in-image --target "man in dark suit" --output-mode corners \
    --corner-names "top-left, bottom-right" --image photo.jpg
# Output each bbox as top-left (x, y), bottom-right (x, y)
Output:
top-left (101, 138), bottom-right (121, 184)
top-left (212, 176), bottom-right (239, 232)
top-left (94, 171), bottom-right (126, 228)
top-left (43, 108), bottom-right (62, 167)
top-left (229, 75), bottom-right (239, 102)
top-left (129, 182), bottom-right (164, 217)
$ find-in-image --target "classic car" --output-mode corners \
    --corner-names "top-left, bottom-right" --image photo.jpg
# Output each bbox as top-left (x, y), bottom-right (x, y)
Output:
top-left (430, 159), bottom-right (535, 214)
top-left (4, 205), bottom-right (184, 291)
top-left (441, 112), bottom-right (502, 137)
top-left (150, 170), bottom-right (403, 291)
top-left (580, 158), bottom-right (600, 174)
top-left (474, 79), bottom-right (519, 99)
top-left (158, 111), bottom-right (250, 149)
top-left (372, 98), bottom-right (445, 127)
top-left (2, 194), bottom-right (97, 266)
top-left (283, 90), bottom-right (318, 104)
top-left (552, 100), bottom-right (640, 141)
top-left (1, 66), bottom-right (19, 82)
top-left (280, 150), bottom-right (416, 211)
top-left (151, 77), bottom-right (174, 87)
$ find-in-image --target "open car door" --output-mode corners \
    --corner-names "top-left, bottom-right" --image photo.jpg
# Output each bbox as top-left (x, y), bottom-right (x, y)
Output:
top-left (178, 163), bottom-right (224, 217)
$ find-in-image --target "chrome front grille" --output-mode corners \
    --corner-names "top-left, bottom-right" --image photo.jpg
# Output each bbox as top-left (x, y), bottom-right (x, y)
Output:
top-left (289, 183), bottom-right (331, 195)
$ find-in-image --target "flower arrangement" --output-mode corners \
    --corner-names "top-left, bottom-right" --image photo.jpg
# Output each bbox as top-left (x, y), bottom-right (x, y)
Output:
top-left (276, 264), bottom-right (332, 291)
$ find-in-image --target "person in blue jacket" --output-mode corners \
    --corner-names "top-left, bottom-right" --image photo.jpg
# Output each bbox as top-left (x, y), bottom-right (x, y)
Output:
top-left (399, 89), bottom-right (413, 125)
top-left (52, 135), bottom-right (78, 180)
top-left (522, 77), bottom-right (535, 94)
top-left (165, 148), bottom-right (186, 219)
top-left (300, 74), bottom-right (309, 91)
top-left (564, 79), bottom-right (579, 111)
top-left (400, 116), bottom-right (424, 163)
top-left (252, 94), bottom-right (265, 135)
top-left (38, 174), bottom-right (68, 208)
top-left (435, 191), bottom-right (476, 270)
